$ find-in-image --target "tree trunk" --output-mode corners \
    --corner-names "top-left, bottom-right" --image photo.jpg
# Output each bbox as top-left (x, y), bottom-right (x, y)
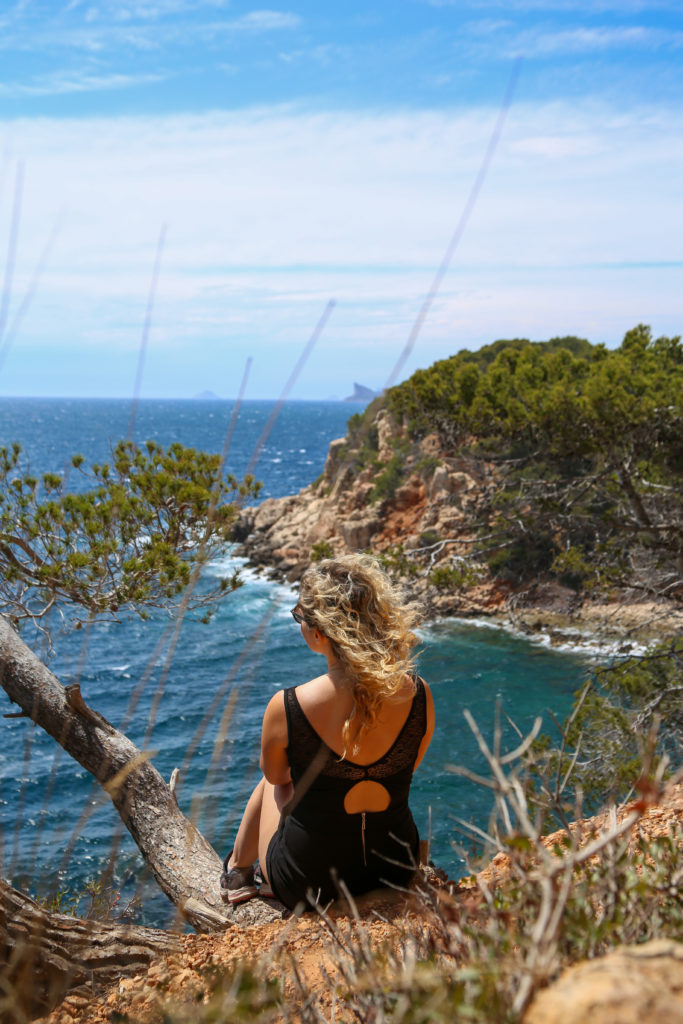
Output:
top-left (0, 879), bottom-right (182, 1022)
top-left (0, 616), bottom-right (286, 934)
top-left (611, 453), bottom-right (659, 538)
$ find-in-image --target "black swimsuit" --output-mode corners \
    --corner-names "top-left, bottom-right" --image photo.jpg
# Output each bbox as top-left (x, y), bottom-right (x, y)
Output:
top-left (265, 678), bottom-right (427, 909)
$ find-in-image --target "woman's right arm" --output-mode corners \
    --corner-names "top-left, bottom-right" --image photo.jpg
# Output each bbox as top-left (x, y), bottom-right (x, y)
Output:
top-left (260, 690), bottom-right (292, 786)
top-left (413, 681), bottom-right (435, 771)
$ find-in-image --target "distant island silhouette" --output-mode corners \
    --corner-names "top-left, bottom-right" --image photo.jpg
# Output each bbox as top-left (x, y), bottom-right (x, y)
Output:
top-left (193, 386), bottom-right (379, 402)
top-left (343, 383), bottom-right (380, 402)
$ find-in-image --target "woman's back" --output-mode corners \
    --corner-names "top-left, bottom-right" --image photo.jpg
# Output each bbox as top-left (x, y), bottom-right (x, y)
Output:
top-left (285, 672), bottom-right (429, 819)
top-left (294, 671), bottom-right (418, 766)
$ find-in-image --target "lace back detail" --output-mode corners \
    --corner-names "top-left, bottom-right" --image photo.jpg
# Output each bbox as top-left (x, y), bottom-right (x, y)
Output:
top-left (285, 679), bottom-right (427, 781)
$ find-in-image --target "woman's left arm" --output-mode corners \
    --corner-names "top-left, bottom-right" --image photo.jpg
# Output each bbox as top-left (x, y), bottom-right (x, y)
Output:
top-left (413, 681), bottom-right (435, 771)
top-left (260, 690), bottom-right (292, 786)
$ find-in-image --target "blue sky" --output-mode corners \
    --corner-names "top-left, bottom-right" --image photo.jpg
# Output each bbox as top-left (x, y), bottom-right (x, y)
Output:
top-left (0, 0), bottom-right (681, 398)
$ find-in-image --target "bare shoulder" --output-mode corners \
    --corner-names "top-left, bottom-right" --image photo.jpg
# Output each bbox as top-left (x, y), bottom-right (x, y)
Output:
top-left (264, 689), bottom-right (286, 714)
top-left (296, 672), bottom-right (330, 691)
top-left (262, 689), bottom-right (287, 737)
top-left (293, 673), bottom-right (334, 704)
top-left (394, 672), bottom-right (422, 703)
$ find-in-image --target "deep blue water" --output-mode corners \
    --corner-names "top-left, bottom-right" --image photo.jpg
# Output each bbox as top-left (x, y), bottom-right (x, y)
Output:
top-left (0, 398), bottom-right (590, 925)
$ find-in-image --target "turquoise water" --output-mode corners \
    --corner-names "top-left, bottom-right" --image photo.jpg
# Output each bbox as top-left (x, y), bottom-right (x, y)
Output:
top-left (0, 399), bottom-right (590, 925)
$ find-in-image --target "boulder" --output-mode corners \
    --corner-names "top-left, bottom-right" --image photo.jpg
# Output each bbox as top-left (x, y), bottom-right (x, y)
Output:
top-left (449, 471), bottom-right (475, 494)
top-left (376, 410), bottom-right (396, 462)
top-left (329, 464), bottom-right (357, 500)
top-left (393, 476), bottom-right (425, 512)
top-left (340, 510), bottom-right (382, 550)
top-left (304, 509), bottom-right (338, 546)
top-left (322, 437), bottom-right (347, 481)
top-left (523, 940), bottom-right (683, 1024)
top-left (428, 465), bottom-right (451, 499)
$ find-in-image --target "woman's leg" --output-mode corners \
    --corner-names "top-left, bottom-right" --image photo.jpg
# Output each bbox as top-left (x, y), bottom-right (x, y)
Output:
top-left (257, 780), bottom-right (293, 882)
top-left (229, 776), bottom-right (265, 868)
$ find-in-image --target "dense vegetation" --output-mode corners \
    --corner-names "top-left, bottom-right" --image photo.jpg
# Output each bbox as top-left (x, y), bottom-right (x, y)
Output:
top-left (545, 637), bottom-right (683, 811)
top-left (0, 439), bottom-right (260, 636)
top-left (353, 325), bottom-right (683, 598)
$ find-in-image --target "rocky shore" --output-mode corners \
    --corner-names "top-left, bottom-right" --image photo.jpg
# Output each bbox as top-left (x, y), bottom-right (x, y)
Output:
top-left (233, 409), bottom-right (682, 650)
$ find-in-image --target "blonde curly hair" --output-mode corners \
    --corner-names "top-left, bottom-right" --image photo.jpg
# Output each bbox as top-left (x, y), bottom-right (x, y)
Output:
top-left (296, 553), bottom-right (420, 754)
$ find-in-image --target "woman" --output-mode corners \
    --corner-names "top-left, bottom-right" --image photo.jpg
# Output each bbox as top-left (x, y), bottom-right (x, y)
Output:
top-left (220, 553), bottom-right (435, 909)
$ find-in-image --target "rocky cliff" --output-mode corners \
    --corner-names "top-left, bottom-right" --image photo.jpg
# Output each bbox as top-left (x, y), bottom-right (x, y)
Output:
top-left (235, 407), bottom-right (510, 609)
top-left (233, 405), bottom-right (683, 643)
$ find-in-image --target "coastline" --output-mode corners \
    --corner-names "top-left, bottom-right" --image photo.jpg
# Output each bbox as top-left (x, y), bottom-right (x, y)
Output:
top-left (498, 599), bottom-right (683, 656)
top-left (232, 544), bottom-right (681, 659)
top-left (231, 405), bottom-right (682, 661)
top-left (423, 599), bottom-right (683, 660)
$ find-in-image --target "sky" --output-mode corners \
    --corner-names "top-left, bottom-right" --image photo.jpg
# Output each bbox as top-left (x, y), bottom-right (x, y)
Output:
top-left (0, 0), bottom-right (681, 400)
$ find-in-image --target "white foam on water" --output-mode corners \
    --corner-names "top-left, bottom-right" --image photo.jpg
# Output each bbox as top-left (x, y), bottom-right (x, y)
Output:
top-left (203, 548), bottom-right (248, 577)
top-left (207, 550), bottom-right (297, 595)
top-left (423, 613), bottom-right (650, 661)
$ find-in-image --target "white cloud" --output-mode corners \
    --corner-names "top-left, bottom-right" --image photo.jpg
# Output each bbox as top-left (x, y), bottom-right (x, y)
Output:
top-left (1, 100), bottom-right (681, 397)
top-left (459, 19), bottom-right (683, 59)
top-left (66, 0), bottom-right (230, 18)
top-left (0, 70), bottom-right (167, 97)
top-left (429, 1), bottom-right (679, 11)
top-left (226, 10), bottom-right (301, 32)
top-left (511, 25), bottom-right (674, 57)
top-left (0, 4), bottom-right (300, 54)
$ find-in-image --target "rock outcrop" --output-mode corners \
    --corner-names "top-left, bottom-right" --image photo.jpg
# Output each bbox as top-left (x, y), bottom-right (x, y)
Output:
top-left (523, 940), bottom-right (683, 1024)
top-left (233, 404), bottom-right (683, 642)
top-left (234, 408), bottom-right (507, 617)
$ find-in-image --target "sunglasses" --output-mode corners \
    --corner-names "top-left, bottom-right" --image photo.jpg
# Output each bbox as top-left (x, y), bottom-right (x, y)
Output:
top-left (291, 608), bottom-right (306, 625)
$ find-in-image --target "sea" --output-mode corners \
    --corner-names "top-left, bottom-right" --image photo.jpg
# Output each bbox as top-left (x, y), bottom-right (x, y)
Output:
top-left (0, 398), bottom-right (593, 926)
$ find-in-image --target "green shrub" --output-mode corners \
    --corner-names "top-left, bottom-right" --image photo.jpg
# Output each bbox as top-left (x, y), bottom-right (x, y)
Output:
top-left (487, 534), bottom-right (557, 581)
top-left (369, 452), bottom-right (405, 503)
top-left (542, 640), bottom-right (683, 810)
top-left (414, 453), bottom-right (442, 476)
top-left (430, 562), bottom-right (483, 590)
top-left (551, 546), bottom-right (596, 591)
top-left (36, 879), bottom-right (140, 922)
top-left (376, 544), bottom-right (417, 578)
top-left (310, 540), bottom-right (334, 562)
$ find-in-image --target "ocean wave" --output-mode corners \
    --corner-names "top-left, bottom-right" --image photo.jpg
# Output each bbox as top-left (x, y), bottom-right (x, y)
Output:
top-left (422, 614), bottom-right (648, 661)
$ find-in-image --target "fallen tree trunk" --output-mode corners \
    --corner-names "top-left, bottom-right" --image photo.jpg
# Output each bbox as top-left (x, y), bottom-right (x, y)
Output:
top-left (0, 616), bottom-right (285, 933)
top-left (0, 879), bottom-right (182, 1022)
